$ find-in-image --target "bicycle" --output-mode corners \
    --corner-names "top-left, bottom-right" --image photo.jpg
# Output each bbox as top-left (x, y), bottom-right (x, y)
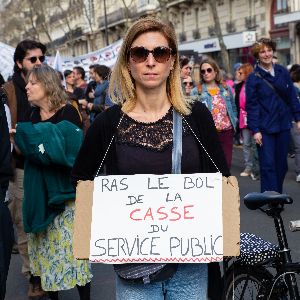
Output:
top-left (222, 191), bottom-right (300, 299)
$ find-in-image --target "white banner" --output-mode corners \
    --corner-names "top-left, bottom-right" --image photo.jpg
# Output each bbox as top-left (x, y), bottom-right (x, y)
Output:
top-left (89, 173), bottom-right (223, 264)
top-left (47, 39), bottom-right (123, 72)
top-left (0, 42), bottom-right (15, 80)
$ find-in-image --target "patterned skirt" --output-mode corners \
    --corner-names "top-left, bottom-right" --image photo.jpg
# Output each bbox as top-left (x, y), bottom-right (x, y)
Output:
top-left (28, 201), bottom-right (92, 291)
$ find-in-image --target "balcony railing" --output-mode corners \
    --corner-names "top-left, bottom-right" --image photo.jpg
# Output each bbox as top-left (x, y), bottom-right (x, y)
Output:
top-left (192, 28), bottom-right (200, 40)
top-left (46, 27), bottom-right (83, 48)
top-left (208, 26), bottom-right (216, 36)
top-left (98, 7), bottom-right (137, 28)
top-left (245, 16), bottom-right (257, 29)
top-left (179, 32), bottom-right (186, 42)
top-left (226, 21), bottom-right (236, 33)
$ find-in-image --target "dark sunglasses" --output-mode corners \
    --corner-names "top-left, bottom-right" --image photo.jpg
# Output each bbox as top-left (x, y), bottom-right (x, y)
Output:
top-left (200, 67), bottom-right (213, 75)
top-left (25, 55), bottom-right (46, 64)
top-left (183, 81), bottom-right (193, 86)
top-left (129, 46), bottom-right (175, 63)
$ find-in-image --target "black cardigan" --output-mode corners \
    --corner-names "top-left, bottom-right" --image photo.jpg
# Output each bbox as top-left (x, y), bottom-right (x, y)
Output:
top-left (71, 101), bottom-right (229, 183)
top-left (0, 100), bottom-right (13, 187)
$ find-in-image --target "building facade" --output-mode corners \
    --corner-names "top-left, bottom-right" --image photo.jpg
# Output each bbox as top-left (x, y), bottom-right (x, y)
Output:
top-left (0, 0), bottom-right (293, 68)
top-left (275, 0), bottom-right (300, 65)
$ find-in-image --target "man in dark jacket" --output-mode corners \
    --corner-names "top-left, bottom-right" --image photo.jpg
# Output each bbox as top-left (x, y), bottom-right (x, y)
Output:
top-left (0, 39), bottom-right (47, 298)
top-left (0, 98), bottom-right (13, 300)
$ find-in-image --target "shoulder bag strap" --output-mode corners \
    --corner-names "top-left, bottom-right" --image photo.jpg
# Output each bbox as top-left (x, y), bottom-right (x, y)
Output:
top-left (172, 108), bottom-right (182, 174)
top-left (182, 116), bottom-right (221, 173)
top-left (254, 72), bottom-right (287, 105)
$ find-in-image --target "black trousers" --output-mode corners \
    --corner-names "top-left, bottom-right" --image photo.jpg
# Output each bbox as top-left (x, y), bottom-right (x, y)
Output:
top-left (0, 185), bottom-right (14, 300)
top-left (208, 262), bottom-right (223, 300)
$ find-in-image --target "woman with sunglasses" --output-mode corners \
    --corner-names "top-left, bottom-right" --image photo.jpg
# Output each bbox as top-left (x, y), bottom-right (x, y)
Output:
top-left (11, 65), bottom-right (92, 300)
top-left (246, 38), bottom-right (300, 193)
top-left (191, 58), bottom-right (237, 169)
top-left (71, 17), bottom-right (229, 300)
top-left (182, 75), bottom-right (194, 96)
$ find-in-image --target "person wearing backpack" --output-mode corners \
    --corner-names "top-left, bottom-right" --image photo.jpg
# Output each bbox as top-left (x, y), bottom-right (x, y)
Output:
top-left (246, 38), bottom-right (300, 193)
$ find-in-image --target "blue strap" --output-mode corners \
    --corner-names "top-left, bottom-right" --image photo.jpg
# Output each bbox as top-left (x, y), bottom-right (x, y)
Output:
top-left (172, 109), bottom-right (182, 174)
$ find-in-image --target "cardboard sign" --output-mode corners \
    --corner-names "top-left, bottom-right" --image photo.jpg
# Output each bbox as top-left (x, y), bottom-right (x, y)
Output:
top-left (89, 173), bottom-right (222, 263)
top-left (73, 175), bottom-right (240, 262)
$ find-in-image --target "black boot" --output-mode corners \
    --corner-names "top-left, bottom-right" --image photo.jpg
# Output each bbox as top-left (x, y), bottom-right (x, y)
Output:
top-left (77, 282), bottom-right (90, 300)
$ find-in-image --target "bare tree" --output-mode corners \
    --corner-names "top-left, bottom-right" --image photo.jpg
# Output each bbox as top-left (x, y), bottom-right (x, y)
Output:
top-left (55, 0), bottom-right (99, 54)
top-left (157, 0), bottom-right (169, 24)
top-left (120, 0), bottom-right (135, 32)
top-left (54, 0), bottom-right (79, 56)
top-left (208, 0), bottom-right (230, 72)
top-left (25, 0), bottom-right (53, 43)
top-left (0, 0), bottom-right (28, 46)
top-left (78, 0), bottom-right (96, 51)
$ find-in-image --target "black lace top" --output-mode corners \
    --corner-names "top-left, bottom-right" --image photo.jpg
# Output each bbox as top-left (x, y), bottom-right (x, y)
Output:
top-left (115, 108), bottom-right (201, 175)
top-left (116, 107), bottom-right (191, 151)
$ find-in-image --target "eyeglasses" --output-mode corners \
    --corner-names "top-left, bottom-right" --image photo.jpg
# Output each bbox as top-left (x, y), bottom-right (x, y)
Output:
top-left (25, 55), bottom-right (46, 64)
top-left (129, 46), bottom-right (175, 63)
top-left (183, 81), bottom-right (193, 86)
top-left (200, 67), bottom-right (213, 75)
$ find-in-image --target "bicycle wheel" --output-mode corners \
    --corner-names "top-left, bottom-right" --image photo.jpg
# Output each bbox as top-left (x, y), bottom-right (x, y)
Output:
top-left (223, 264), bottom-right (273, 300)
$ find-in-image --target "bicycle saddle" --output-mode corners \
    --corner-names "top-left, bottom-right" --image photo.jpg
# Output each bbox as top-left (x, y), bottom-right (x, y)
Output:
top-left (244, 191), bottom-right (293, 210)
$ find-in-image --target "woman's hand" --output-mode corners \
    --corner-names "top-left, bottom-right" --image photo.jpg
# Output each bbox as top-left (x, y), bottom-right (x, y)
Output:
top-left (297, 121), bottom-right (300, 133)
top-left (253, 132), bottom-right (263, 147)
top-left (78, 99), bottom-right (88, 109)
top-left (88, 90), bottom-right (95, 99)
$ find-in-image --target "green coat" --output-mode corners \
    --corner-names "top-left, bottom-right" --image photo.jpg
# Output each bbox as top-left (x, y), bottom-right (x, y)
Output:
top-left (15, 120), bottom-right (83, 233)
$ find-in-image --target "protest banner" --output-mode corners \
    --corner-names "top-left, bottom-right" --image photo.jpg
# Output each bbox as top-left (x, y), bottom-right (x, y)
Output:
top-left (47, 39), bottom-right (122, 73)
top-left (0, 42), bottom-right (14, 80)
top-left (73, 174), bottom-right (240, 263)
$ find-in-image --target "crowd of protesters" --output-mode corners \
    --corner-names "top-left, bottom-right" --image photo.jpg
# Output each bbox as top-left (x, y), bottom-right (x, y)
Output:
top-left (1, 17), bottom-right (300, 300)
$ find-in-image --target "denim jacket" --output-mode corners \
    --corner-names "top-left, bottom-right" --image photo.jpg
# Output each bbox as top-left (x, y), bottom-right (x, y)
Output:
top-left (191, 83), bottom-right (237, 131)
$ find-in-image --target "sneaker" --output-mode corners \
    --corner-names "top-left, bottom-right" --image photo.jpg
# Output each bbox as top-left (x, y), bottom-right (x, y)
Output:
top-left (240, 169), bottom-right (251, 177)
top-left (296, 174), bottom-right (300, 182)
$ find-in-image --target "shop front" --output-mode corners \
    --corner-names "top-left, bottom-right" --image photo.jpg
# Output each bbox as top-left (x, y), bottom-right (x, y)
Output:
top-left (178, 31), bottom-right (256, 74)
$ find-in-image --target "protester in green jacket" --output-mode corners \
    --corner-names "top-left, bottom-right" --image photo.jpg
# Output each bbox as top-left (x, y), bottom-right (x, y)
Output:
top-left (12, 65), bottom-right (92, 300)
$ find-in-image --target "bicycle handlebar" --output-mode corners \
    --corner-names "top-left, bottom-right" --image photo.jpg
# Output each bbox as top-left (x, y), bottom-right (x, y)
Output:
top-left (289, 220), bottom-right (300, 232)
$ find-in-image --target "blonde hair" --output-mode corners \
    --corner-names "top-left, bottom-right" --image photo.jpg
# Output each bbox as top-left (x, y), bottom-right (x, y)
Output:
top-left (109, 17), bottom-right (191, 115)
top-left (27, 65), bottom-right (68, 112)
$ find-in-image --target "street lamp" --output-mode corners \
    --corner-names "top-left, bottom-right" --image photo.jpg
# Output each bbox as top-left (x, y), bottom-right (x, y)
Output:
top-left (104, 0), bottom-right (109, 46)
